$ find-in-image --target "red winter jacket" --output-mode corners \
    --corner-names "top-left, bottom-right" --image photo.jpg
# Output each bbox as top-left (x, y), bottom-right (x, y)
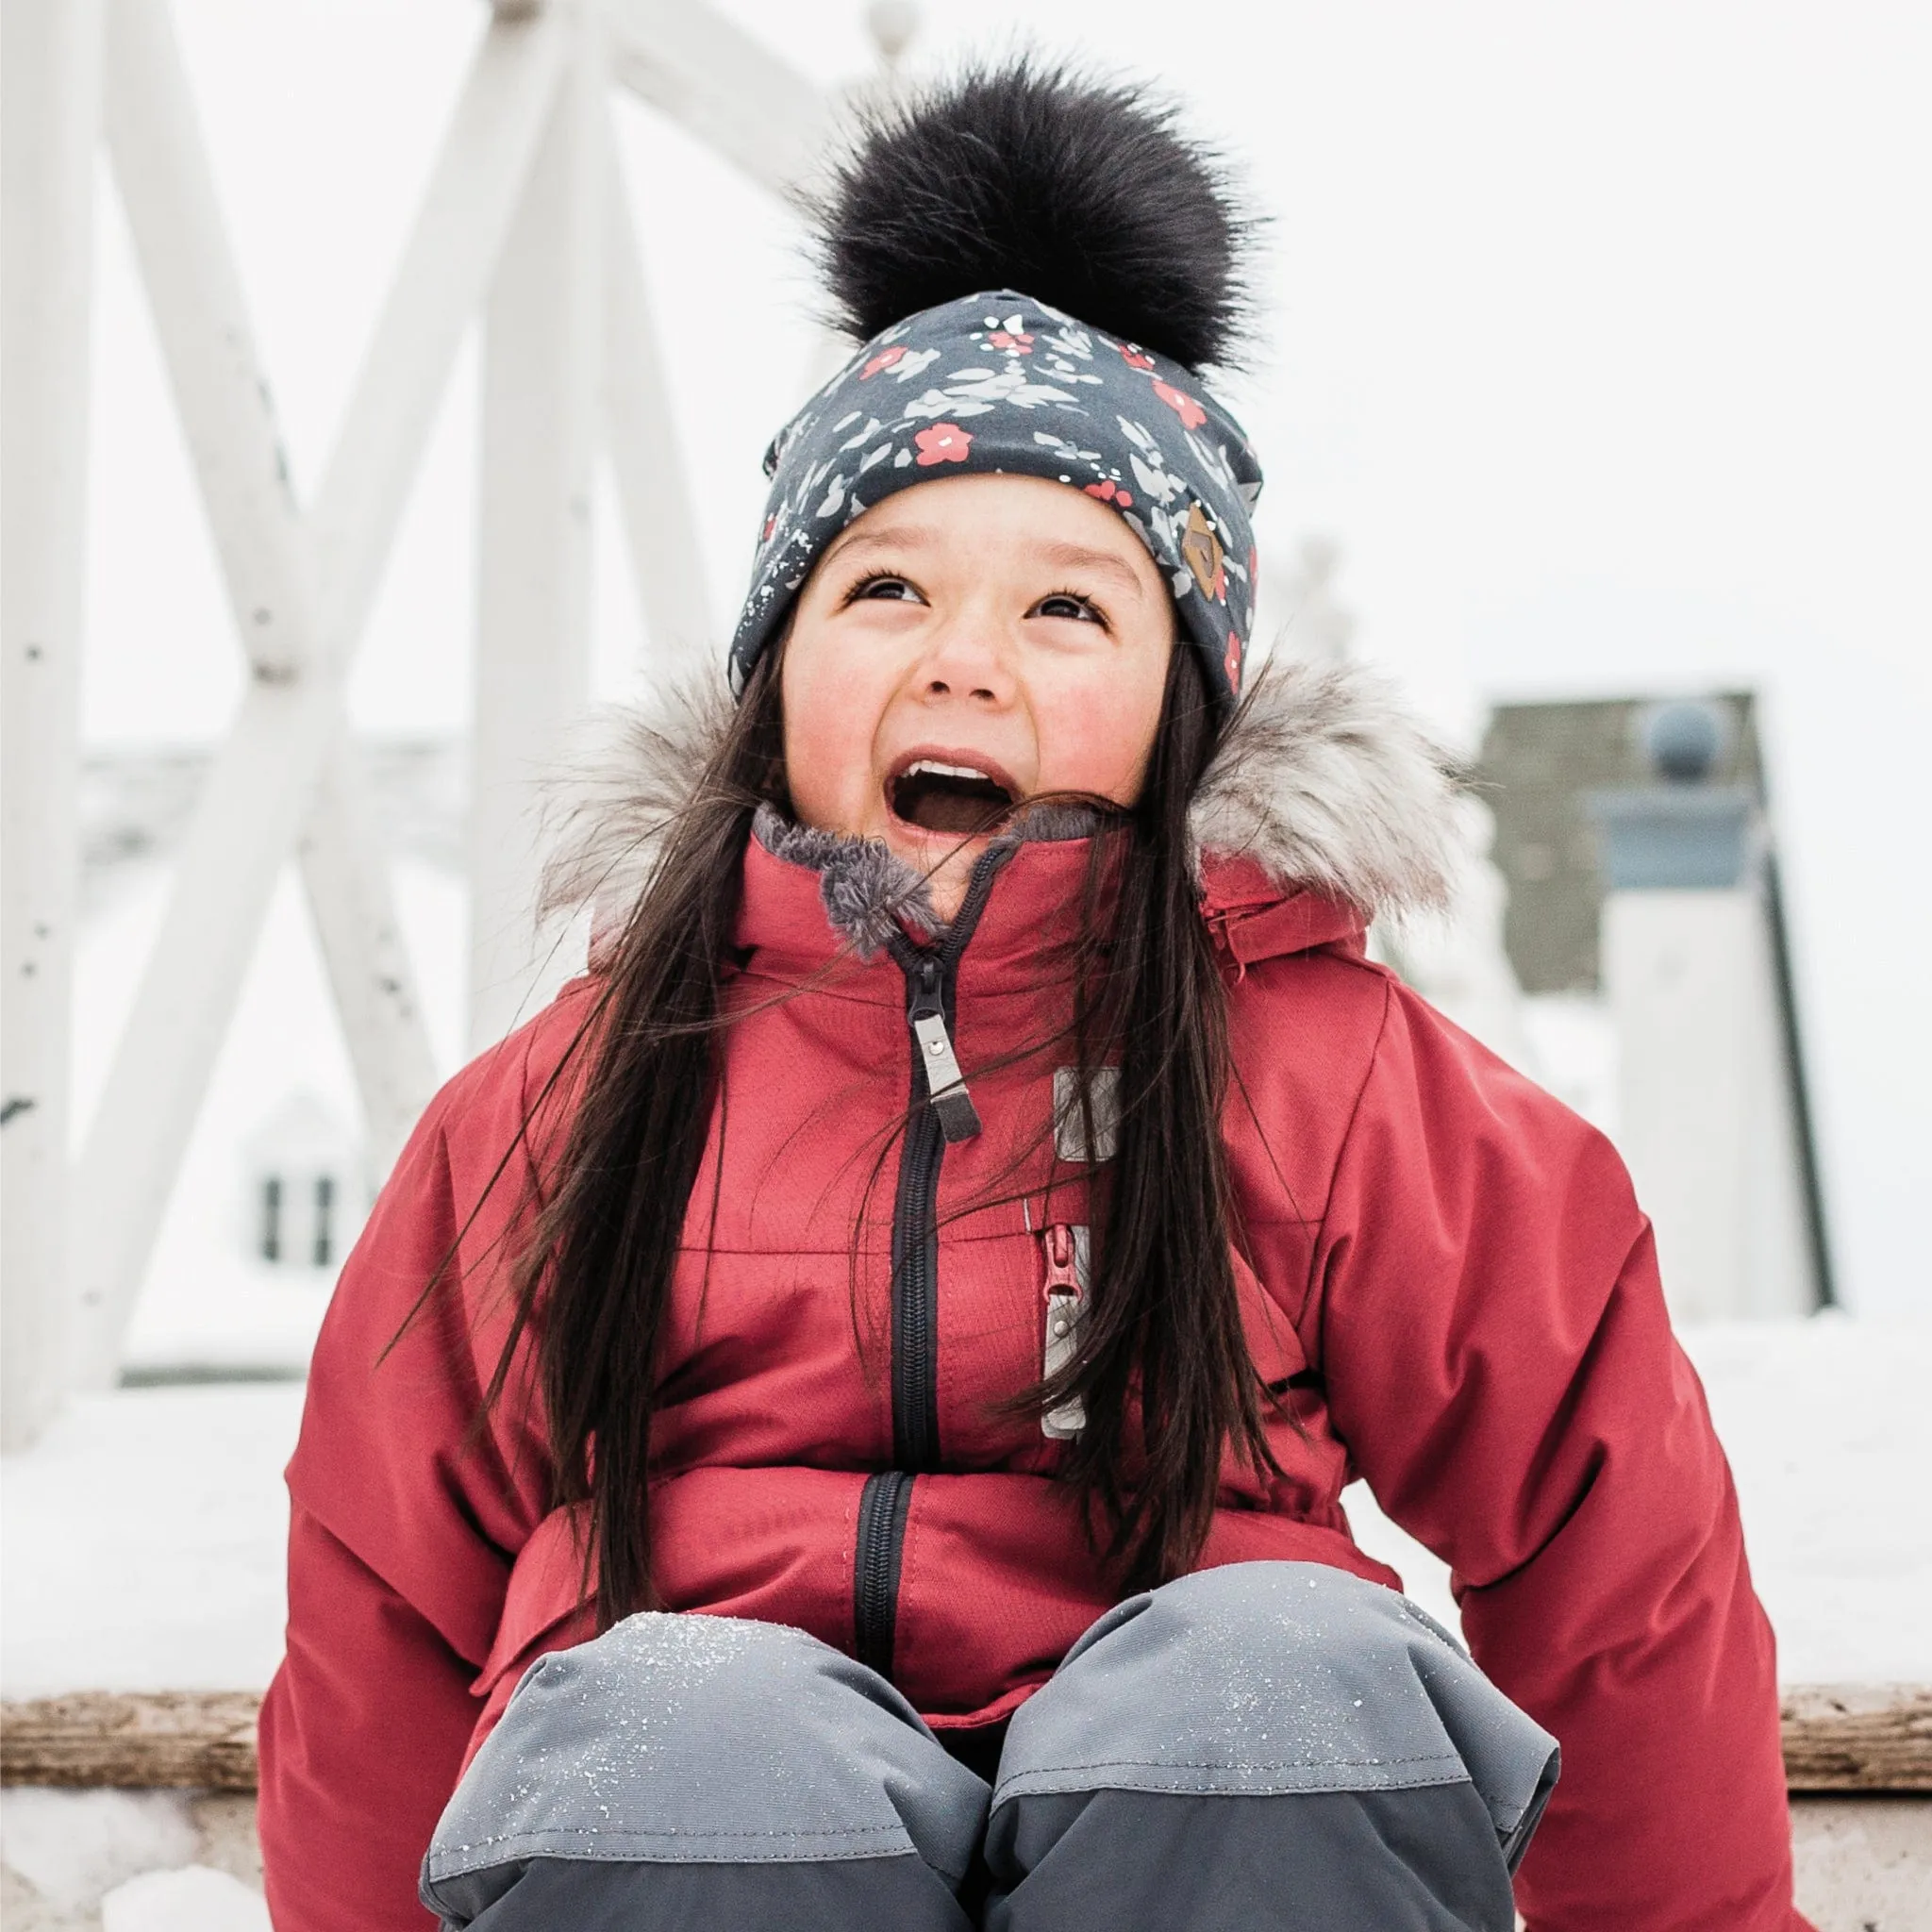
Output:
top-left (258, 665), bottom-right (1807, 1932)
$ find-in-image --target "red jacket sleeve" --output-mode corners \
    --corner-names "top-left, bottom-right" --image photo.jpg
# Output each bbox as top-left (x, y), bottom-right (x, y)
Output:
top-left (258, 1014), bottom-right (569, 1932)
top-left (259, 1510), bottom-right (483, 1930)
top-left (1311, 978), bottom-right (1808, 1932)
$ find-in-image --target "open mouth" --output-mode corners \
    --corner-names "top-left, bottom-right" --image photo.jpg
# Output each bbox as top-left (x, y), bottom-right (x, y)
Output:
top-left (887, 758), bottom-right (1018, 835)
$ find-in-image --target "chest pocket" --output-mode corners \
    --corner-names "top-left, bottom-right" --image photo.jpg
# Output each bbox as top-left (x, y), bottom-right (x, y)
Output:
top-left (1053, 1066), bottom-right (1120, 1163)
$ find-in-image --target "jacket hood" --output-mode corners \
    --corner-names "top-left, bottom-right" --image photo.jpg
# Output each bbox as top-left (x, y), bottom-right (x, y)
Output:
top-left (541, 655), bottom-right (1460, 963)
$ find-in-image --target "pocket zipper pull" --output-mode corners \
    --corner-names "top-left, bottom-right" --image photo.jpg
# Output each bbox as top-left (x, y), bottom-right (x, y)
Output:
top-left (1041, 1223), bottom-right (1088, 1440)
top-left (908, 958), bottom-right (981, 1142)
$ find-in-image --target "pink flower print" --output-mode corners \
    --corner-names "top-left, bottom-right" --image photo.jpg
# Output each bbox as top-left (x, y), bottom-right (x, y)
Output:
top-left (1153, 380), bottom-right (1207, 429)
top-left (860, 344), bottom-right (907, 379)
top-left (1117, 342), bottom-right (1156, 371)
top-left (914, 423), bottom-right (973, 466)
top-left (761, 512), bottom-right (778, 542)
top-left (987, 329), bottom-right (1034, 353)
top-left (1224, 630), bottom-right (1243, 693)
top-left (1083, 479), bottom-right (1135, 508)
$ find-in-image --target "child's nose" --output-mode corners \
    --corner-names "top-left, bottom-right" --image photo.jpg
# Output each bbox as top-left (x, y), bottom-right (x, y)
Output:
top-left (914, 615), bottom-right (1016, 706)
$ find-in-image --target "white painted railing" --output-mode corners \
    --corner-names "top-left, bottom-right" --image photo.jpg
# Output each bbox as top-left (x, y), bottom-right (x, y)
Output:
top-left (0, 0), bottom-right (835, 1441)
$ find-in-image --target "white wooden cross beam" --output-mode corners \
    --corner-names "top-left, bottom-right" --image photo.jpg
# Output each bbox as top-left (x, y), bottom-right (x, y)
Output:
top-left (1, 0), bottom-right (840, 1436)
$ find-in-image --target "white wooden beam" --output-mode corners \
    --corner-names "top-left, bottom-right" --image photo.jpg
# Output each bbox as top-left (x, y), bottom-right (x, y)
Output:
top-left (608, 0), bottom-right (827, 198)
top-left (102, 0), bottom-right (438, 1172)
top-left (602, 125), bottom-right (714, 665)
top-left (100, 0), bottom-right (312, 677)
top-left (0, 0), bottom-right (103, 1446)
top-left (469, 9), bottom-right (606, 1052)
top-left (300, 741), bottom-right (441, 1174)
top-left (72, 3), bottom-right (565, 1388)
top-left (307, 7), bottom-right (567, 654)
top-left (71, 683), bottom-right (337, 1390)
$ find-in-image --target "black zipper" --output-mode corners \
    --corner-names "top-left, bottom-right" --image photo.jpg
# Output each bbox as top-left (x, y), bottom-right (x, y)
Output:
top-left (884, 853), bottom-right (1010, 1469)
top-left (853, 1470), bottom-right (913, 1676)
top-left (849, 847), bottom-right (1014, 1679)
top-left (888, 958), bottom-right (947, 1470)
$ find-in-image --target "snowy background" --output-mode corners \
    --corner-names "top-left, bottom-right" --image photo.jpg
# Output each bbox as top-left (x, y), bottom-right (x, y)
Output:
top-left (74, 0), bottom-right (1931, 1326)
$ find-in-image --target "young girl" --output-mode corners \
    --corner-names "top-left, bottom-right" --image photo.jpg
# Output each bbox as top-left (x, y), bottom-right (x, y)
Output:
top-left (258, 61), bottom-right (1809, 1932)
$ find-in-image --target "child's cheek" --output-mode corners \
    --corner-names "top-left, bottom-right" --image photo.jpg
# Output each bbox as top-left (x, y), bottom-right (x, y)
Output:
top-left (783, 646), bottom-right (894, 835)
top-left (1032, 658), bottom-right (1168, 806)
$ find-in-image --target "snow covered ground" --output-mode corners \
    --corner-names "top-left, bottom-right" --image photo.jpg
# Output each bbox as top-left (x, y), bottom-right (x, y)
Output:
top-left (1, 1792), bottom-right (265, 1932)
top-left (2, 1385), bottom-right (296, 1699)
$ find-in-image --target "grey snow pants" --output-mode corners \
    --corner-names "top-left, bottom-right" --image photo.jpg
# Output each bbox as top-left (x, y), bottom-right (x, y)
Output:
top-left (422, 1560), bottom-right (1559, 1931)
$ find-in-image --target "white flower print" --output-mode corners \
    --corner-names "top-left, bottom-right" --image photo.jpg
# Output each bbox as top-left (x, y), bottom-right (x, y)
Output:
top-left (900, 386), bottom-right (997, 421)
top-left (939, 365), bottom-right (1077, 410)
top-left (1032, 430), bottom-right (1102, 462)
top-left (1181, 427), bottom-right (1241, 497)
top-left (1129, 451), bottom-right (1179, 506)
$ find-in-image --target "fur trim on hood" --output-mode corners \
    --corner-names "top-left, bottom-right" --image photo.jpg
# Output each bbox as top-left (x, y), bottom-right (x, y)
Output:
top-left (540, 656), bottom-right (1460, 959)
top-left (1191, 657), bottom-right (1460, 917)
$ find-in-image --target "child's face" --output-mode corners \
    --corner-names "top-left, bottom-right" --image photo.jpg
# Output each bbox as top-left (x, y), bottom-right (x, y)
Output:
top-left (781, 473), bottom-right (1175, 919)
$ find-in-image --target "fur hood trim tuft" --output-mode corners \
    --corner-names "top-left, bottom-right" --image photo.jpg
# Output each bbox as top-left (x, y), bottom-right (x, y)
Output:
top-left (541, 654), bottom-right (1460, 951)
top-left (1191, 657), bottom-right (1461, 917)
top-left (537, 667), bottom-right (738, 934)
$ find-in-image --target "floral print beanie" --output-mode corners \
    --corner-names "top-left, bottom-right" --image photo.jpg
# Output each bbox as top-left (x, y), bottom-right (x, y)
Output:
top-left (728, 288), bottom-right (1264, 717)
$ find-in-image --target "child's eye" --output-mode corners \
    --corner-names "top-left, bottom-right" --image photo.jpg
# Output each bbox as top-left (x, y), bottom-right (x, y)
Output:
top-left (846, 574), bottom-right (925, 606)
top-left (1031, 591), bottom-right (1108, 626)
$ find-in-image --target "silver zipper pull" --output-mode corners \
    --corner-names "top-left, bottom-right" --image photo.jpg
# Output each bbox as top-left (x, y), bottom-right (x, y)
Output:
top-left (1041, 1223), bottom-right (1088, 1439)
top-left (908, 959), bottom-right (980, 1142)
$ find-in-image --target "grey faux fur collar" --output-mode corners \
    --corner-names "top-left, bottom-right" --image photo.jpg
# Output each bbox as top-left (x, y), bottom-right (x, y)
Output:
top-left (748, 799), bottom-right (1107, 957)
top-left (747, 805), bottom-right (942, 955)
top-left (541, 656), bottom-right (1460, 959)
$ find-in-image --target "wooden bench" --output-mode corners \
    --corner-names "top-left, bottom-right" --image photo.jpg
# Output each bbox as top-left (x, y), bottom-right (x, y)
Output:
top-left (6, 1684), bottom-right (1929, 1793)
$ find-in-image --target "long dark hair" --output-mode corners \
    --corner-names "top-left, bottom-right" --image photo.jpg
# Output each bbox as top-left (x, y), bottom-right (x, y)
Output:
top-left (500, 643), bottom-right (1275, 1626)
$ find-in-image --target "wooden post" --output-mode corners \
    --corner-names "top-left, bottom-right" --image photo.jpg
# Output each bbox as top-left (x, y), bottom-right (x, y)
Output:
top-left (469, 6), bottom-right (606, 1052)
top-left (1, 0), bottom-right (103, 1446)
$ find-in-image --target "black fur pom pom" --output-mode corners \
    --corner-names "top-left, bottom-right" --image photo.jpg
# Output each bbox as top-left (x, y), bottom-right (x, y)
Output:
top-left (811, 58), bottom-right (1253, 373)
